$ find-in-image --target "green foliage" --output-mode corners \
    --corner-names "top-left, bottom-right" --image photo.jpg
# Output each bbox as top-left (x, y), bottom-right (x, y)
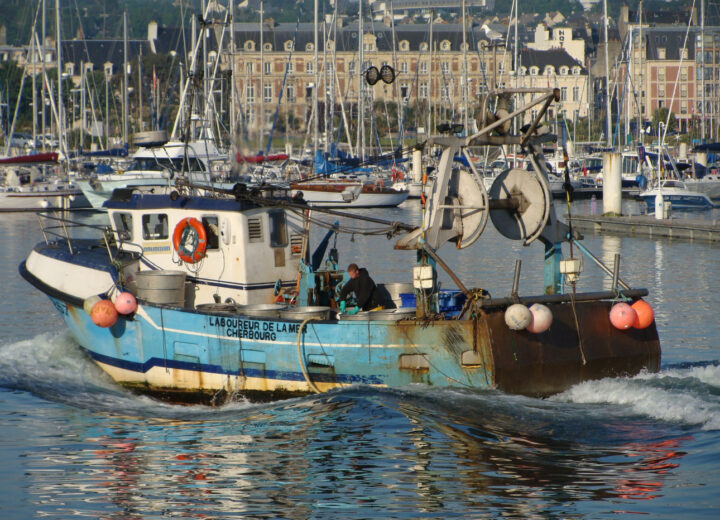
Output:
top-left (652, 107), bottom-right (677, 132)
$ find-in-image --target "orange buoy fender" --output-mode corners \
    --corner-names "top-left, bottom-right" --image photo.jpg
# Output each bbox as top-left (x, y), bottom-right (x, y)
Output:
top-left (631, 299), bottom-right (655, 329)
top-left (91, 299), bottom-right (118, 328)
top-left (172, 217), bottom-right (207, 263)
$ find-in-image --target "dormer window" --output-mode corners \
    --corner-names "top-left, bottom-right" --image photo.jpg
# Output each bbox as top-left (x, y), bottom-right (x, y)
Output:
top-left (519, 66), bottom-right (527, 75)
top-left (305, 42), bottom-right (314, 52)
top-left (572, 66), bottom-right (581, 75)
top-left (420, 42), bottom-right (428, 51)
top-left (441, 40), bottom-right (451, 51)
top-left (284, 40), bottom-right (294, 52)
top-left (560, 66), bottom-right (568, 75)
top-left (244, 40), bottom-right (255, 51)
top-left (544, 65), bottom-right (554, 76)
top-left (263, 43), bottom-right (272, 51)
top-left (530, 66), bottom-right (539, 76)
top-left (399, 40), bottom-right (409, 51)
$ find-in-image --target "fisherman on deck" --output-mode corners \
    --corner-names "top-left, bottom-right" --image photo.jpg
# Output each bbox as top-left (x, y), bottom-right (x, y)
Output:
top-left (337, 263), bottom-right (381, 312)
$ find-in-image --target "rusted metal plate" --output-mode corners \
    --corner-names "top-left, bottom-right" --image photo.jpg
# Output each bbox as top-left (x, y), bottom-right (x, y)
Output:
top-left (483, 300), bottom-right (661, 397)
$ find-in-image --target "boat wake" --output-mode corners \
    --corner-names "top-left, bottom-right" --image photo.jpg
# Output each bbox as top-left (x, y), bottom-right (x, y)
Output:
top-left (551, 362), bottom-right (720, 431)
top-left (2, 331), bottom-right (717, 433)
top-left (0, 331), bottom-right (259, 419)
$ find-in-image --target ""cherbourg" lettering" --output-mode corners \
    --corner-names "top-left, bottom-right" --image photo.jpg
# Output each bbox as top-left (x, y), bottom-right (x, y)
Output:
top-left (208, 316), bottom-right (300, 340)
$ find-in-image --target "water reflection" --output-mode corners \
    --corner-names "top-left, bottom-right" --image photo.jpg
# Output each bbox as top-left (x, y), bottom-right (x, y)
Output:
top-left (19, 389), bottom-right (692, 519)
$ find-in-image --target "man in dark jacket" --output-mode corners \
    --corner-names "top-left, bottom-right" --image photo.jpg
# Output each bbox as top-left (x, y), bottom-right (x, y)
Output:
top-left (337, 263), bottom-right (380, 311)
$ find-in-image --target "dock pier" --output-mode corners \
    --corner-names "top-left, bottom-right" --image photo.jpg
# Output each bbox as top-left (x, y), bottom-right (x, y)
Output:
top-left (568, 214), bottom-right (720, 243)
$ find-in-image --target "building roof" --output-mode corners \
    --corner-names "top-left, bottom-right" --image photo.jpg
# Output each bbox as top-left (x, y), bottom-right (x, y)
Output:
top-left (519, 47), bottom-right (586, 72)
top-left (61, 40), bottom-right (151, 68)
top-left (232, 22), bottom-right (495, 53)
top-left (643, 27), bottom-right (696, 61)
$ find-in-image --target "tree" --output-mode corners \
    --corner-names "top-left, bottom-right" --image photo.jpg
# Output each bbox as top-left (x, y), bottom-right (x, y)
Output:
top-left (651, 107), bottom-right (677, 133)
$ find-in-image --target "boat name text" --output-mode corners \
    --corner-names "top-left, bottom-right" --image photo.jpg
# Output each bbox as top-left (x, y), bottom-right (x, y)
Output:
top-left (208, 316), bottom-right (300, 339)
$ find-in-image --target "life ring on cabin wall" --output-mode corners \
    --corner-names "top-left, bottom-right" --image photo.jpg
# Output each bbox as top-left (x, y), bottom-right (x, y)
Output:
top-left (172, 217), bottom-right (207, 263)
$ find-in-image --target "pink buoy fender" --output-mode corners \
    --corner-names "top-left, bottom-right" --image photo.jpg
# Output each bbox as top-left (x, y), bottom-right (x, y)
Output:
top-left (114, 292), bottom-right (138, 315)
top-left (631, 299), bottom-right (655, 329)
top-left (526, 303), bottom-right (553, 333)
top-left (609, 302), bottom-right (637, 330)
top-left (172, 217), bottom-right (207, 263)
top-left (90, 299), bottom-right (118, 328)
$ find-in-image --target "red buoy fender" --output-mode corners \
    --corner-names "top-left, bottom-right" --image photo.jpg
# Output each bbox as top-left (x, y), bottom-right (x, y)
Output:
top-left (172, 217), bottom-right (207, 263)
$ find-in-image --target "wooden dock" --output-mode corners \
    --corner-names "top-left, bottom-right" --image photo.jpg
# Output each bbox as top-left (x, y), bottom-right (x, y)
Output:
top-left (567, 214), bottom-right (720, 243)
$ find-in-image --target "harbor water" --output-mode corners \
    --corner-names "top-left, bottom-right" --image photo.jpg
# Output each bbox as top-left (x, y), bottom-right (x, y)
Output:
top-left (1, 200), bottom-right (720, 519)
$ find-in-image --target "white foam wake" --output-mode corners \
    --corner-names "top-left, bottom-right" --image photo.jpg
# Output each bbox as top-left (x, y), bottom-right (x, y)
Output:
top-left (552, 367), bottom-right (720, 431)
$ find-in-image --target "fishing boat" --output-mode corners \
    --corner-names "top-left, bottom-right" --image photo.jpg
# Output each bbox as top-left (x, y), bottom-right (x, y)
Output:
top-left (20, 88), bottom-right (660, 403)
top-left (639, 179), bottom-right (716, 210)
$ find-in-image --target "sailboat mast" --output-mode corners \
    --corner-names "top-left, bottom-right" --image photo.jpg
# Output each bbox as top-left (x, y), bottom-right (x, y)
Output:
top-left (428, 10), bottom-right (433, 138)
top-left (230, 0), bottom-right (236, 147)
top-left (313, 0), bottom-right (319, 156)
top-left (123, 11), bottom-right (129, 146)
top-left (41, 0), bottom-right (46, 148)
top-left (357, 0), bottom-right (364, 161)
top-left (260, 0), bottom-right (264, 148)
top-left (31, 28), bottom-right (37, 148)
top-left (55, 0), bottom-right (65, 161)
top-left (701, 0), bottom-right (705, 141)
top-left (462, 0), bottom-right (468, 133)
top-left (603, 0), bottom-right (612, 147)
top-left (638, 0), bottom-right (643, 145)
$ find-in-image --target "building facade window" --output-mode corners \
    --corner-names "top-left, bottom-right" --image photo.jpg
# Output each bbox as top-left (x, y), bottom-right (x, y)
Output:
top-left (419, 82), bottom-right (428, 99)
top-left (263, 83), bottom-right (273, 103)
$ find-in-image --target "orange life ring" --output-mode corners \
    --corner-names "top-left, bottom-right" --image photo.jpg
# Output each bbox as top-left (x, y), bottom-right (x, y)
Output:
top-left (172, 217), bottom-right (207, 263)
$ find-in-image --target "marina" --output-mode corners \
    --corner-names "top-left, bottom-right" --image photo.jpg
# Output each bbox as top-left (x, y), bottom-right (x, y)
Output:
top-left (1, 0), bottom-right (720, 517)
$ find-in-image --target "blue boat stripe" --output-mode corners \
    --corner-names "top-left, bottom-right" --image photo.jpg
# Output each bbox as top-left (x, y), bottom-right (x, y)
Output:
top-left (80, 346), bottom-right (384, 385)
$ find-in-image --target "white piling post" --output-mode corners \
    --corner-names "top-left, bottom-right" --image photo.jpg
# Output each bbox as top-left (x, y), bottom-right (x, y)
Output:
top-left (602, 152), bottom-right (622, 216)
top-left (412, 149), bottom-right (422, 183)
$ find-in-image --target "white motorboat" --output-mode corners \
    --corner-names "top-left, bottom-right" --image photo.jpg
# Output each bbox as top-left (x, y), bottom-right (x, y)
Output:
top-left (77, 140), bottom-right (226, 209)
top-left (639, 179), bottom-right (716, 210)
top-left (290, 178), bottom-right (409, 207)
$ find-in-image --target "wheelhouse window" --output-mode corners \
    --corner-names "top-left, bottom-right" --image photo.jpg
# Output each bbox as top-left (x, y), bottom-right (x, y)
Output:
top-left (202, 216), bottom-right (219, 250)
top-left (269, 211), bottom-right (288, 247)
top-left (113, 212), bottom-right (133, 241)
top-left (141, 214), bottom-right (168, 240)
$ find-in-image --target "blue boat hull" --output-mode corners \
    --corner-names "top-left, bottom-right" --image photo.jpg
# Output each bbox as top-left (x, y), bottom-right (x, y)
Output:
top-left (40, 292), bottom-right (661, 401)
top-left (641, 193), bottom-right (714, 210)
